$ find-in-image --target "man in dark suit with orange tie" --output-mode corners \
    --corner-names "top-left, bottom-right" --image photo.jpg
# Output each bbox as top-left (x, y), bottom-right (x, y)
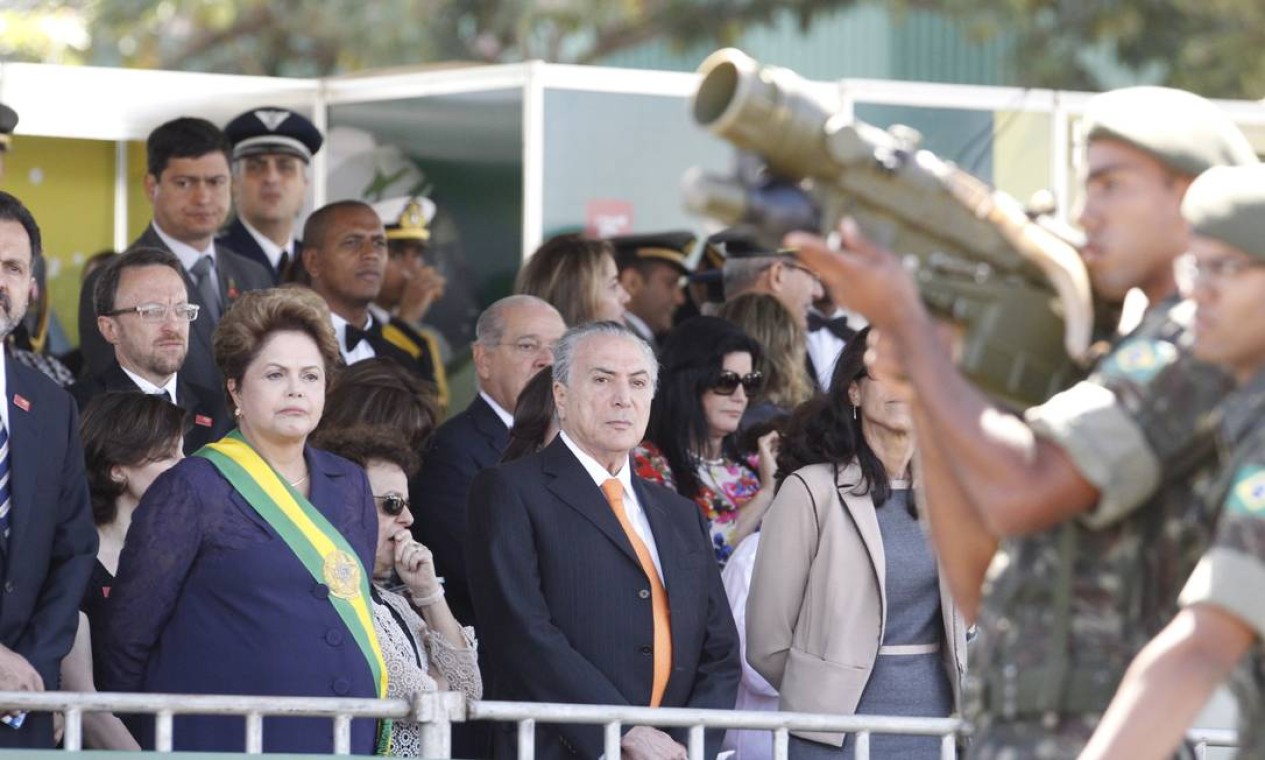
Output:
top-left (467, 321), bottom-right (739, 760)
top-left (0, 192), bottom-right (97, 747)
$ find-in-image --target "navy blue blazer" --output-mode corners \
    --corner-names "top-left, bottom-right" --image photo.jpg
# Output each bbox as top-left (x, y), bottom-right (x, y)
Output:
top-left (76, 225), bottom-right (274, 393)
top-left (68, 361), bottom-right (230, 454)
top-left (412, 394), bottom-right (509, 627)
top-left (467, 437), bottom-right (740, 760)
top-left (0, 355), bottom-right (97, 748)
top-left (101, 445), bottom-right (379, 754)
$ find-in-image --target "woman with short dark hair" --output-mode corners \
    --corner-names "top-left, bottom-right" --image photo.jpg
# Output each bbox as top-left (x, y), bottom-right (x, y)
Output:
top-left (634, 316), bottom-right (778, 565)
top-left (61, 393), bottom-right (185, 750)
top-left (314, 424), bottom-right (481, 757)
top-left (103, 288), bottom-right (385, 754)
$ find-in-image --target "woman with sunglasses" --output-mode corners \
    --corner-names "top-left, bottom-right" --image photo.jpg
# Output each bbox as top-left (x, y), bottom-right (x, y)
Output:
top-left (634, 316), bottom-right (778, 566)
top-left (746, 327), bottom-right (967, 759)
top-left (313, 425), bottom-right (481, 757)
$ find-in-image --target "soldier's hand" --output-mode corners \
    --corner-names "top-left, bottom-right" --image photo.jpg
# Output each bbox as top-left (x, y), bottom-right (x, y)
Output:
top-left (864, 329), bottom-right (914, 401)
top-left (786, 217), bottom-right (927, 337)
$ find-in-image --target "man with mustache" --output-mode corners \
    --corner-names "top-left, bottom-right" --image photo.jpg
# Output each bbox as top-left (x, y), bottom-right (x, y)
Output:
top-left (70, 248), bottom-right (229, 454)
top-left (301, 200), bottom-right (435, 382)
top-left (0, 191), bottom-right (97, 748)
top-left (77, 117), bottom-right (272, 393)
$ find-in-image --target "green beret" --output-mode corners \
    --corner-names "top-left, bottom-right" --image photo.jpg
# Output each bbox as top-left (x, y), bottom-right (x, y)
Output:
top-left (1183, 165), bottom-right (1265, 261)
top-left (1083, 86), bottom-right (1258, 177)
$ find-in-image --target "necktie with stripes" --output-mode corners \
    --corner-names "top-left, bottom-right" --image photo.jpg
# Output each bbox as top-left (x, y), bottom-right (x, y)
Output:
top-left (0, 418), bottom-right (13, 539)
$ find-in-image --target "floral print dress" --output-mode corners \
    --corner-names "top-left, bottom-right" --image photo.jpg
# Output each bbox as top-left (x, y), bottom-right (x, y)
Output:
top-left (634, 440), bottom-right (761, 566)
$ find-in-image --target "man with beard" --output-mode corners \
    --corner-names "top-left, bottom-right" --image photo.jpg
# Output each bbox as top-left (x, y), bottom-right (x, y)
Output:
top-left (301, 200), bottom-right (435, 383)
top-left (0, 191), bottom-right (97, 748)
top-left (70, 248), bottom-right (229, 453)
top-left (77, 117), bottom-right (272, 393)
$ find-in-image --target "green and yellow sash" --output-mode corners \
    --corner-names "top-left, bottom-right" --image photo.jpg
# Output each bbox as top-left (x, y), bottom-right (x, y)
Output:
top-left (196, 430), bottom-right (388, 699)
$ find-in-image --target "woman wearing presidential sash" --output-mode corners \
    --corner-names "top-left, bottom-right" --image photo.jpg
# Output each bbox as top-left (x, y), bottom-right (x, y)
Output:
top-left (101, 288), bottom-right (385, 754)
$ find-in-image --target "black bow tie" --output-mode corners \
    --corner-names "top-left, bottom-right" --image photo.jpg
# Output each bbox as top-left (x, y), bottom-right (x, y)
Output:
top-left (808, 312), bottom-right (855, 341)
top-left (345, 323), bottom-right (376, 352)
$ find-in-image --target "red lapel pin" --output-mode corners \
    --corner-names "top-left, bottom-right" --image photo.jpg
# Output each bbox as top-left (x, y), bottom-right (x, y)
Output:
top-left (195, 414), bottom-right (213, 428)
top-left (13, 394), bottom-right (30, 412)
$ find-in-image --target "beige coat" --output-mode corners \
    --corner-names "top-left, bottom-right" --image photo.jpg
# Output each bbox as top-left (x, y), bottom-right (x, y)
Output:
top-left (746, 461), bottom-right (968, 746)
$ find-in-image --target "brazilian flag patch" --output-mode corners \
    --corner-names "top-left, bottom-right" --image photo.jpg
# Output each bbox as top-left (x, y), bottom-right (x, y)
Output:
top-left (1227, 466), bottom-right (1265, 516)
top-left (1099, 339), bottom-right (1178, 385)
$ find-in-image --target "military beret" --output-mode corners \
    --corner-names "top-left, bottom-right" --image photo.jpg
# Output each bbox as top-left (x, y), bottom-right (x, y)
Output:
top-left (371, 196), bottom-right (435, 242)
top-left (1183, 164), bottom-right (1265, 261)
top-left (0, 103), bottom-right (17, 152)
top-left (609, 230), bottom-right (694, 274)
top-left (225, 107), bottom-right (323, 163)
top-left (1082, 86), bottom-right (1258, 177)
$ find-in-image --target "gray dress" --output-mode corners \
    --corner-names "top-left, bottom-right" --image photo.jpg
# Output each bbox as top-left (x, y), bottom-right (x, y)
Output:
top-left (790, 488), bottom-right (954, 759)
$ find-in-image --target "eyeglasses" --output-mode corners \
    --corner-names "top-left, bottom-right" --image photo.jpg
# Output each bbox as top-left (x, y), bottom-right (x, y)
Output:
top-left (710, 370), bottom-right (763, 396)
top-left (1176, 253), bottom-right (1265, 287)
top-left (375, 494), bottom-right (411, 516)
top-left (104, 303), bottom-right (200, 323)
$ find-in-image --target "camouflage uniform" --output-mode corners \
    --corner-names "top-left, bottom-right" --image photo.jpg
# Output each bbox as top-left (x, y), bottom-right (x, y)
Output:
top-left (1179, 368), bottom-right (1265, 758)
top-left (964, 299), bottom-right (1233, 759)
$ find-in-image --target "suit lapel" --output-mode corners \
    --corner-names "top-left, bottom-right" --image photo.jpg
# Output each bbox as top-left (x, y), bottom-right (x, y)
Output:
top-left (632, 477), bottom-right (685, 595)
top-left (837, 465), bottom-right (886, 632)
top-left (468, 395), bottom-right (510, 455)
top-left (540, 439), bottom-right (641, 569)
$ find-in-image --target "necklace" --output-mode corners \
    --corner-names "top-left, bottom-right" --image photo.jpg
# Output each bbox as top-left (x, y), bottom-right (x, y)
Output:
top-left (288, 473), bottom-right (310, 487)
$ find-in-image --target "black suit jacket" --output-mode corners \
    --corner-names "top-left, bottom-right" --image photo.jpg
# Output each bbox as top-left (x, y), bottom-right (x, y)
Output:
top-left (76, 224), bottom-right (274, 394)
top-left (68, 362), bottom-right (231, 454)
top-left (467, 437), bottom-right (740, 760)
top-left (0, 355), bottom-right (98, 747)
top-left (411, 394), bottom-right (508, 627)
top-left (217, 218), bottom-right (292, 286)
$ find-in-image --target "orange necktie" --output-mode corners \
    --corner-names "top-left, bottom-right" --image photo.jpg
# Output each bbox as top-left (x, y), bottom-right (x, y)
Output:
top-left (601, 478), bottom-right (672, 706)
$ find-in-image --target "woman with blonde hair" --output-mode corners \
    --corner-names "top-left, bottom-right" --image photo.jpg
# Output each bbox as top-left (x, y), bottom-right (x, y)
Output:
top-left (718, 292), bottom-right (816, 427)
top-left (514, 233), bottom-right (628, 326)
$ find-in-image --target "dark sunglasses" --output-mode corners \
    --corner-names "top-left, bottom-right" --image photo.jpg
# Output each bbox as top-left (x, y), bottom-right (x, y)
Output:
top-left (375, 494), bottom-right (411, 516)
top-left (711, 370), bottom-right (763, 396)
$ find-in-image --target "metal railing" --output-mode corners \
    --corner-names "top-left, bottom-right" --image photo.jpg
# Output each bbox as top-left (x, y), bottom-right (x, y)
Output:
top-left (0, 690), bottom-right (1237, 759)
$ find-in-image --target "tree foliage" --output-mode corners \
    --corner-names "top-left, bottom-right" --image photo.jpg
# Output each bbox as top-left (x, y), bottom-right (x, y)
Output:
top-left (2, 0), bottom-right (1263, 98)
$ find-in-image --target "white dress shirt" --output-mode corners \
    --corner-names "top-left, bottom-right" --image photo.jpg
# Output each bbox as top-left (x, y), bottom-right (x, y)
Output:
top-left (479, 391), bottom-right (514, 429)
top-left (152, 223), bottom-right (217, 275)
top-left (559, 430), bottom-right (664, 581)
top-left (330, 312), bottom-right (377, 366)
top-left (120, 366), bottom-right (179, 403)
top-left (239, 217), bottom-right (294, 273)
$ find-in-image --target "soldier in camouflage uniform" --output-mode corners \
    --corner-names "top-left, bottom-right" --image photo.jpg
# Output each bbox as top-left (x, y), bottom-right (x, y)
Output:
top-left (787, 87), bottom-right (1258, 758)
top-left (1080, 164), bottom-right (1265, 759)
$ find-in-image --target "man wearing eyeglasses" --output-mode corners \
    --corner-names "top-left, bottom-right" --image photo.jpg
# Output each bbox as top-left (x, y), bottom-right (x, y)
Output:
top-left (789, 87), bottom-right (1257, 756)
top-left (718, 231), bottom-right (823, 330)
top-left (76, 117), bottom-right (272, 395)
top-left (70, 248), bottom-right (229, 453)
top-left (1081, 164), bottom-right (1265, 758)
top-left (413, 295), bottom-right (566, 629)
